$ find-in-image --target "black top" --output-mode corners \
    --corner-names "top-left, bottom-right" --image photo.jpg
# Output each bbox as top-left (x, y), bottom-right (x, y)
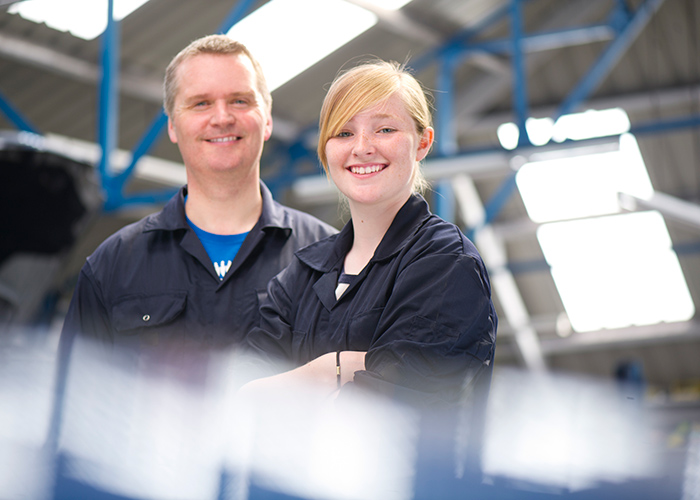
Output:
top-left (246, 194), bottom-right (497, 406)
top-left (59, 181), bottom-right (337, 356)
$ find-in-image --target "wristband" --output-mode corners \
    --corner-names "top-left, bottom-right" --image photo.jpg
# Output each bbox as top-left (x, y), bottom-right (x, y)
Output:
top-left (336, 351), bottom-right (341, 390)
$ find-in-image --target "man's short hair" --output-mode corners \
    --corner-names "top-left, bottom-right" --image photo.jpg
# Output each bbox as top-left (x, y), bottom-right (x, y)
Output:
top-left (163, 34), bottom-right (272, 117)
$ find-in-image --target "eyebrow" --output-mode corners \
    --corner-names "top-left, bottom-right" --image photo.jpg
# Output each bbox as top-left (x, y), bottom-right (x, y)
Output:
top-left (182, 91), bottom-right (257, 103)
top-left (346, 112), bottom-right (397, 124)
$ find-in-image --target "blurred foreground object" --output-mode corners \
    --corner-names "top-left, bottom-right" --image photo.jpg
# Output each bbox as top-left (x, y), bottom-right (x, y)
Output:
top-left (1, 334), bottom-right (690, 499)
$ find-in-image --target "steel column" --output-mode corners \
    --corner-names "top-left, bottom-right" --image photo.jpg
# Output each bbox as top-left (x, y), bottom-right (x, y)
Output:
top-left (433, 179), bottom-right (455, 222)
top-left (435, 53), bottom-right (460, 156)
top-left (510, 0), bottom-right (530, 147)
top-left (98, 0), bottom-right (121, 208)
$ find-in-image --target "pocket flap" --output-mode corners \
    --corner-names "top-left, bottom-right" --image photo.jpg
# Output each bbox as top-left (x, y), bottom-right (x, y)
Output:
top-left (111, 292), bottom-right (187, 332)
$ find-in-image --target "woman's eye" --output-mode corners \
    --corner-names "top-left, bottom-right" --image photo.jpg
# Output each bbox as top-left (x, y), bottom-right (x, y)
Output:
top-left (337, 131), bottom-right (352, 138)
top-left (379, 127), bottom-right (395, 133)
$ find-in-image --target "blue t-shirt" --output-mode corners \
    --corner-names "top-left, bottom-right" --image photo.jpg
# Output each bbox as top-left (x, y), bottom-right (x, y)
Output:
top-left (187, 218), bottom-right (249, 280)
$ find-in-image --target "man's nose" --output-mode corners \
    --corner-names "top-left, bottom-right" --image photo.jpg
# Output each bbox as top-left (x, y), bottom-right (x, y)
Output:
top-left (210, 101), bottom-right (234, 125)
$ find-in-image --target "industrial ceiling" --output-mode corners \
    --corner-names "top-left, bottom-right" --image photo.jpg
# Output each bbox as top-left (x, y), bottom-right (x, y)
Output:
top-left (1, 0), bottom-right (699, 398)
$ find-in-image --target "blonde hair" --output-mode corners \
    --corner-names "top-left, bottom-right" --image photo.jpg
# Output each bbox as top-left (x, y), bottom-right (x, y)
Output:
top-left (163, 34), bottom-right (271, 117)
top-left (317, 60), bottom-right (433, 193)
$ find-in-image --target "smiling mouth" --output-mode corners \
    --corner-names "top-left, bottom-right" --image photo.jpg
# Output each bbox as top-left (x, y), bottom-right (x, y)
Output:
top-left (349, 164), bottom-right (386, 175)
top-left (207, 136), bottom-right (241, 143)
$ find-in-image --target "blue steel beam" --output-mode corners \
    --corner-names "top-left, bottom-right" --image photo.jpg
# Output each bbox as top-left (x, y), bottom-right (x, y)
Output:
top-left (219, 0), bottom-right (671, 207)
top-left (264, 125), bottom-right (322, 198)
top-left (555, 0), bottom-right (666, 120)
top-left (434, 180), bottom-right (456, 223)
top-left (458, 112), bottom-right (700, 236)
top-left (508, 239), bottom-right (700, 276)
top-left (510, 0), bottom-right (530, 147)
top-left (98, 0), bottom-right (121, 209)
top-left (467, 171), bottom-right (518, 242)
top-left (216, 0), bottom-right (259, 34)
top-left (115, 112), bottom-right (169, 185)
top-left (411, 1), bottom-right (515, 72)
top-left (459, 24), bottom-right (614, 54)
top-left (630, 114), bottom-right (700, 136)
top-left (0, 88), bottom-right (41, 134)
top-left (464, 0), bottom-right (667, 237)
top-left (435, 53), bottom-right (460, 157)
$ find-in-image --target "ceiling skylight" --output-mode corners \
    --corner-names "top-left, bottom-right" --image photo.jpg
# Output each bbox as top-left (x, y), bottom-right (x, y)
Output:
top-left (516, 133), bottom-right (653, 223)
top-left (8, 0), bottom-right (151, 40)
top-left (513, 108), bottom-right (694, 333)
top-left (226, 0), bottom-right (378, 91)
top-left (10, 0), bottom-right (395, 90)
top-left (538, 212), bottom-right (695, 332)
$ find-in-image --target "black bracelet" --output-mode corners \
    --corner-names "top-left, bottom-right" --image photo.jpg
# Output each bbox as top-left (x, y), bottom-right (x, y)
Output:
top-left (336, 351), bottom-right (341, 390)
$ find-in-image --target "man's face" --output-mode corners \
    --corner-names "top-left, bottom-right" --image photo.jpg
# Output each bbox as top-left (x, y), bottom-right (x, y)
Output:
top-left (167, 53), bottom-right (272, 179)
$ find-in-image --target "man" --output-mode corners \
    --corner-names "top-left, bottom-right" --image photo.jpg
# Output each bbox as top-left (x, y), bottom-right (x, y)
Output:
top-left (59, 35), bottom-right (336, 354)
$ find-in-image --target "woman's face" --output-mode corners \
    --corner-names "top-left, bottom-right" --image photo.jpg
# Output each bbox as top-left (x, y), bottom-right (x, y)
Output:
top-left (324, 93), bottom-right (433, 212)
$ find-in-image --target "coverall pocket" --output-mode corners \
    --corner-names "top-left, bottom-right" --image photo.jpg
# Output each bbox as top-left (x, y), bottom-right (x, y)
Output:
top-left (111, 292), bottom-right (187, 334)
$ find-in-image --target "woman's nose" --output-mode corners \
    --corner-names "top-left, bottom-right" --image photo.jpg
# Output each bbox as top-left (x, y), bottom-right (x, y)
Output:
top-left (352, 131), bottom-right (375, 156)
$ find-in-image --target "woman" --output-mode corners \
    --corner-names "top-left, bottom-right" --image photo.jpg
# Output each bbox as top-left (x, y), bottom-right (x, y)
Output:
top-left (246, 60), bottom-right (497, 407)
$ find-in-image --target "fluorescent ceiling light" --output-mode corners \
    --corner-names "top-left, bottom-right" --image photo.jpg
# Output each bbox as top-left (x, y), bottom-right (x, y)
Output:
top-left (227, 0), bottom-right (377, 91)
top-left (516, 133), bottom-right (653, 223)
top-left (8, 0), bottom-right (151, 40)
top-left (538, 212), bottom-right (695, 332)
top-left (552, 108), bottom-right (630, 143)
top-left (497, 122), bottom-right (520, 151)
top-left (525, 117), bottom-right (554, 147)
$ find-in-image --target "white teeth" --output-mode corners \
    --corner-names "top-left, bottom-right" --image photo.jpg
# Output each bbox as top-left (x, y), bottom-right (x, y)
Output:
top-left (209, 136), bottom-right (239, 143)
top-left (350, 164), bottom-right (384, 174)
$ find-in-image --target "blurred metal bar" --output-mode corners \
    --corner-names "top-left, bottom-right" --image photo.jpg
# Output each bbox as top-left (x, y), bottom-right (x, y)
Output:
top-left (618, 191), bottom-right (700, 231)
top-left (452, 174), bottom-right (547, 372)
top-left (435, 55), bottom-right (459, 156)
top-left (555, 0), bottom-right (667, 119)
top-left (510, 0), bottom-right (530, 147)
top-left (433, 179), bottom-right (456, 222)
top-left (98, 0), bottom-right (120, 209)
top-left (0, 88), bottom-right (40, 134)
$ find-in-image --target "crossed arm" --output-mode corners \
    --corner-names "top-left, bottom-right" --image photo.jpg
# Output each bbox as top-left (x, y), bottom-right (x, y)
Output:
top-left (239, 351), bottom-right (366, 397)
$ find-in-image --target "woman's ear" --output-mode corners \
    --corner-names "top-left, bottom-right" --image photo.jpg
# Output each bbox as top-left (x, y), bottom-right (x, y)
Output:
top-left (416, 127), bottom-right (434, 161)
top-left (263, 111), bottom-right (273, 141)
